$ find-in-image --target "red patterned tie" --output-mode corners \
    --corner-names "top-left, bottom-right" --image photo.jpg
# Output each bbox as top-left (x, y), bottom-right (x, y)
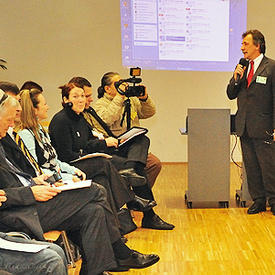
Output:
top-left (247, 60), bottom-right (254, 88)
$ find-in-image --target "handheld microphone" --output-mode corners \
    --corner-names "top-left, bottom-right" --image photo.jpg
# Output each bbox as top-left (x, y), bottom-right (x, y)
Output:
top-left (235, 58), bottom-right (249, 84)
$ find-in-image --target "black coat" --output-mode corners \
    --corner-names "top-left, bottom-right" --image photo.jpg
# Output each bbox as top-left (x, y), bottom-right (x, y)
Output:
top-left (49, 106), bottom-right (109, 163)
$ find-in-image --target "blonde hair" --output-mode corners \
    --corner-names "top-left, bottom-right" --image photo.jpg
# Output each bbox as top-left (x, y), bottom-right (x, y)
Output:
top-left (17, 89), bottom-right (43, 141)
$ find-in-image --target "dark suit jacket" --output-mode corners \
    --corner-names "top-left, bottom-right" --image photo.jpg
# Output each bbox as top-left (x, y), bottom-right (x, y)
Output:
top-left (1, 134), bottom-right (37, 177)
top-left (0, 149), bottom-right (95, 240)
top-left (227, 56), bottom-right (275, 139)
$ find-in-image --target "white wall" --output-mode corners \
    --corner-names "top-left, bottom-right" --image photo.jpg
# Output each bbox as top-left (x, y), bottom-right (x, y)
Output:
top-left (1, 0), bottom-right (275, 161)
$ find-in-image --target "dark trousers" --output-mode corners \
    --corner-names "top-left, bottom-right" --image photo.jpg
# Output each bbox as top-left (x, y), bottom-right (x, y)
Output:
top-left (73, 157), bottom-right (135, 213)
top-left (110, 154), bottom-right (155, 202)
top-left (37, 184), bottom-right (121, 275)
top-left (113, 135), bottom-right (150, 166)
top-left (240, 135), bottom-right (275, 205)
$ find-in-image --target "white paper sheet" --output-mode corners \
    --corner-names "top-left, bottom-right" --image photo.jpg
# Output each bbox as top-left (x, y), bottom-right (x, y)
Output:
top-left (0, 237), bottom-right (49, 253)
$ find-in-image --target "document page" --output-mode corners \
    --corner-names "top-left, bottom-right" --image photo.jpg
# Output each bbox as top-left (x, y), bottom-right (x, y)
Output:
top-left (118, 127), bottom-right (148, 146)
top-left (55, 180), bottom-right (92, 191)
top-left (70, 152), bottom-right (112, 163)
top-left (0, 237), bottom-right (49, 253)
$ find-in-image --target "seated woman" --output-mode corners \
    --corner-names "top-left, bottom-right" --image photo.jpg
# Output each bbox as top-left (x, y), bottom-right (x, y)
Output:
top-left (16, 88), bottom-right (155, 222)
top-left (49, 83), bottom-right (174, 230)
top-left (68, 76), bottom-right (161, 189)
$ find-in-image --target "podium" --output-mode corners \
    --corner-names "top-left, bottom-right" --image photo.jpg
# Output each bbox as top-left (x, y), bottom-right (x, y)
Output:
top-left (184, 109), bottom-right (230, 208)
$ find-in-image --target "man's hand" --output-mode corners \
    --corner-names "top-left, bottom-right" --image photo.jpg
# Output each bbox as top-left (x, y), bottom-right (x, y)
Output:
top-left (33, 174), bottom-right (50, 186)
top-left (233, 64), bottom-right (247, 81)
top-left (0, 190), bottom-right (7, 206)
top-left (31, 185), bottom-right (61, 202)
top-left (138, 85), bottom-right (148, 101)
top-left (117, 82), bottom-right (127, 98)
top-left (74, 168), bottom-right (86, 181)
top-left (105, 137), bottom-right (119, 148)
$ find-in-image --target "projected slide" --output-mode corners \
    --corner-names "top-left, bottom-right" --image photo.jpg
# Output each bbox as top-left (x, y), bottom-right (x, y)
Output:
top-left (120, 0), bottom-right (247, 71)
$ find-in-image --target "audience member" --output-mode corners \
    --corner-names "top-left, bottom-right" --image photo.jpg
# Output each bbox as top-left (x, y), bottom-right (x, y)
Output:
top-left (49, 83), bottom-right (174, 230)
top-left (0, 82), bottom-right (44, 177)
top-left (0, 89), bottom-right (160, 275)
top-left (69, 76), bottom-right (161, 189)
top-left (1, 189), bottom-right (66, 275)
top-left (16, 85), bottom-right (155, 221)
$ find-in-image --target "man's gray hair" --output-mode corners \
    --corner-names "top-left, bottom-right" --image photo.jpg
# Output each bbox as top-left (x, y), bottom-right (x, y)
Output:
top-left (0, 89), bottom-right (19, 116)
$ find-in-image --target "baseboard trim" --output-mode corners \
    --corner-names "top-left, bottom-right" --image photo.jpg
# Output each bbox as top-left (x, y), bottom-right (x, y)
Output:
top-left (161, 162), bottom-right (186, 165)
top-left (161, 162), bottom-right (242, 165)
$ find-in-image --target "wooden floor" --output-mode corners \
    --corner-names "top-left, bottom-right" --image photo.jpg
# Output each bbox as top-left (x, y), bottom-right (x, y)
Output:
top-left (71, 163), bottom-right (275, 275)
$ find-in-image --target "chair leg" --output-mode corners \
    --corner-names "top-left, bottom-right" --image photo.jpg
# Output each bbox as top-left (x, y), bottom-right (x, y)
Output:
top-left (61, 231), bottom-right (76, 268)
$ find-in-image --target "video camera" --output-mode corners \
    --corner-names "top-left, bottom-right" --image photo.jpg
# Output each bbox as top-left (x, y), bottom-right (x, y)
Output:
top-left (114, 67), bottom-right (145, 98)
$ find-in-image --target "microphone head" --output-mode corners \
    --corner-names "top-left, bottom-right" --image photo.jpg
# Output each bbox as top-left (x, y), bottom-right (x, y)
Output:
top-left (239, 58), bottom-right (249, 67)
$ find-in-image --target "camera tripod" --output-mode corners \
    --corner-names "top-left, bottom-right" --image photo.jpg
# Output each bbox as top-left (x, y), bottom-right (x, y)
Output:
top-left (120, 97), bottom-right (132, 130)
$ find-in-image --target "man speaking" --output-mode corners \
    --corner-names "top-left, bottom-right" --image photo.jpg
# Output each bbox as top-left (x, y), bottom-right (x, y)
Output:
top-left (226, 29), bottom-right (275, 215)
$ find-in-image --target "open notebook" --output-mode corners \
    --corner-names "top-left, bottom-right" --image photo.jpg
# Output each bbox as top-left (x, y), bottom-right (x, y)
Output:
top-left (55, 180), bottom-right (92, 191)
top-left (117, 127), bottom-right (148, 147)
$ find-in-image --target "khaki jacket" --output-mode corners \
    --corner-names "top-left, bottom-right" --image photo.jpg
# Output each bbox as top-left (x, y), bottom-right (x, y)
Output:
top-left (93, 93), bottom-right (156, 136)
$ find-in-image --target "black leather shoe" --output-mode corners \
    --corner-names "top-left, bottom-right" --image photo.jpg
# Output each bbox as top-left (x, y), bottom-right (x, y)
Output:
top-left (127, 196), bottom-right (157, 212)
top-left (119, 168), bottom-right (146, 187)
top-left (271, 204), bottom-right (275, 215)
top-left (142, 215), bottom-right (175, 230)
top-left (116, 250), bottom-right (160, 269)
top-left (247, 201), bottom-right (266, 214)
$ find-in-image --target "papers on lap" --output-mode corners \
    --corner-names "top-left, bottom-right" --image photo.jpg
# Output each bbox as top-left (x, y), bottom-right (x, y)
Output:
top-left (70, 152), bottom-right (112, 163)
top-left (55, 180), bottom-right (92, 191)
top-left (117, 127), bottom-right (148, 147)
top-left (0, 237), bottom-right (49, 253)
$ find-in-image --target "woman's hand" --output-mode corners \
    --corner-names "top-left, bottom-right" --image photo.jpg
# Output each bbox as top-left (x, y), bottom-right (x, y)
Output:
top-left (105, 137), bottom-right (119, 148)
top-left (53, 181), bottom-right (65, 187)
top-left (74, 168), bottom-right (86, 181)
top-left (72, 176), bottom-right (80, 182)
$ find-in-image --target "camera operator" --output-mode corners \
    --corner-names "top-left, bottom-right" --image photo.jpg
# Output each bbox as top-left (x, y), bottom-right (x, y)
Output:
top-left (95, 71), bottom-right (156, 136)
top-left (93, 71), bottom-right (161, 190)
